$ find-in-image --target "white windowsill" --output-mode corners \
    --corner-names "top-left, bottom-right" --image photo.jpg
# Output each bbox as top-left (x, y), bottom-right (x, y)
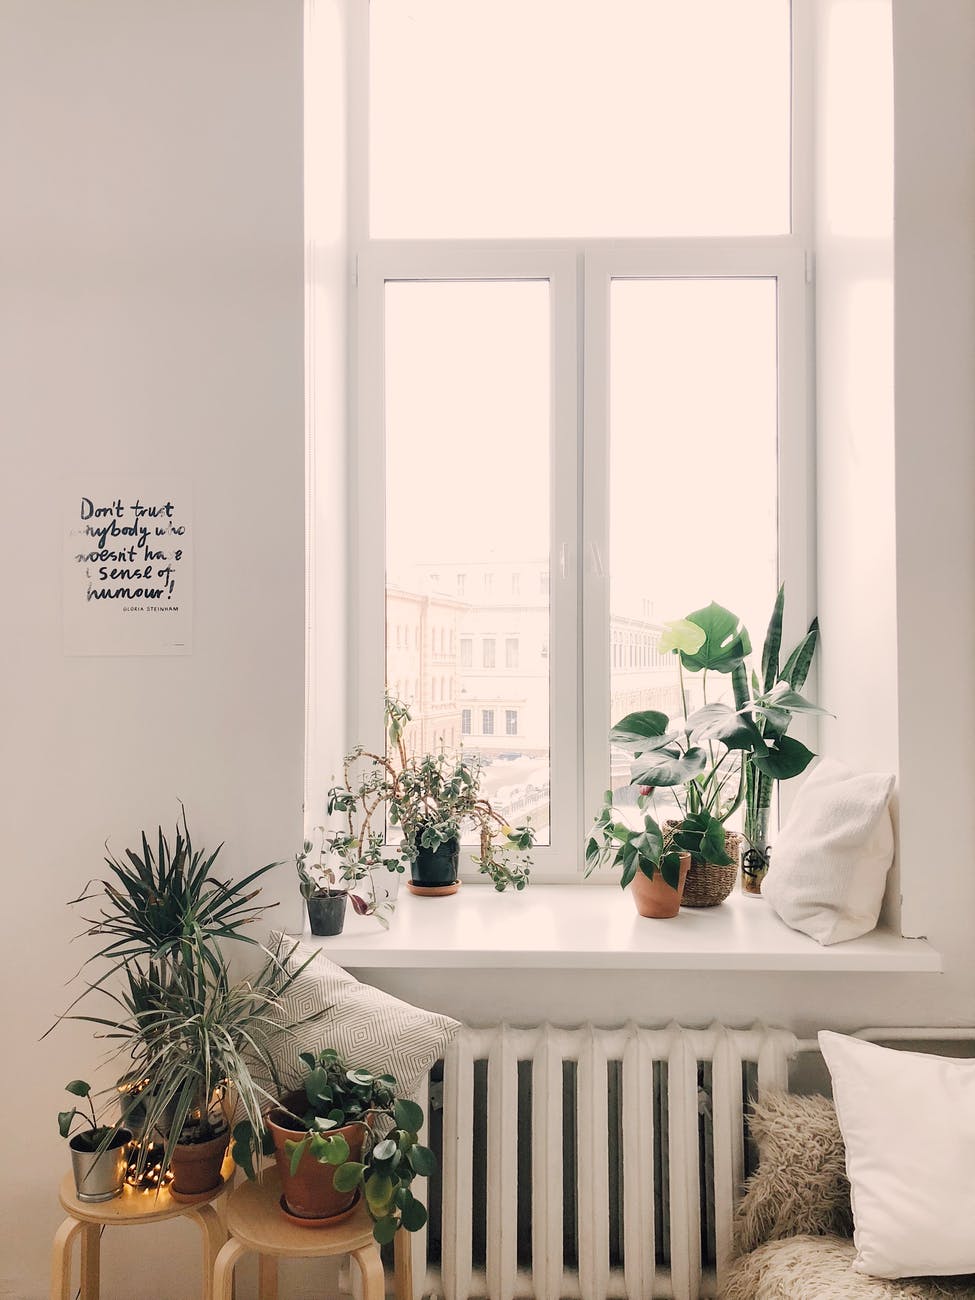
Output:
top-left (298, 884), bottom-right (941, 973)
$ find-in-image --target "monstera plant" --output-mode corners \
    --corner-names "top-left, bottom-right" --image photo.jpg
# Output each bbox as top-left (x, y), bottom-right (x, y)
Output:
top-left (605, 596), bottom-right (825, 898)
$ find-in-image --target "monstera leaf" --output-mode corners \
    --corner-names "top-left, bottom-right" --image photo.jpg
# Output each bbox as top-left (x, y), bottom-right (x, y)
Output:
top-left (609, 711), bottom-right (675, 754)
top-left (679, 603), bottom-right (752, 674)
top-left (750, 735), bottom-right (815, 780)
top-left (631, 746), bottom-right (708, 788)
top-left (685, 703), bottom-right (764, 752)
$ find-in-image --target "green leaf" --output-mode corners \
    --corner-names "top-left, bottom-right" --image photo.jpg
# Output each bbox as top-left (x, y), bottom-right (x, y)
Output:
top-left (631, 747), bottom-right (708, 788)
top-left (333, 1161), bottom-right (366, 1192)
top-left (321, 1133), bottom-right (350, 1166)
top-left (373, 1215), bottom-right (399, 1245)
top-left (658, 619), bottom-right (706, 656)
top-left (286, 1139), bottom-right (307, 1177)
top-left (658, 850), bottom-right (684, 891)
top-left (673, 812), bottom-right (732, 866)
top-left (394, 1098), bottom-right (424, 1133)
top-left (410, 1144), bottom-right (436, 1177)
top-left (685, 704), bottom-right (763, 752)
top-left (364, 1172), bottom-right (395, 1213)
top-left (751, 736), bottom-right (815, 780)
top-left (753, 683), bottom-right (830, 717)
top-left (609, 711), bottom-right (674, 754)
top-left (761, 585), bottom-right (785, 693)
top-left (679, 603), bottom-right (752, 674)
top-left (373, 1138), bottom-right (397, 1162)
top-left (58, 1109), bottom-right (75, 1138)
top-left (400, 1194), bottom-right (428, 1232)
top-left (65, 1080), bottom-right (91, 1098)
top-left (781, 618), bottom-right (819, 690)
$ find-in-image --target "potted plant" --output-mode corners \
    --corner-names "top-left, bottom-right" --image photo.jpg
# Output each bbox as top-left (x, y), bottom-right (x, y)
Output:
top-left (737, 587), bottom-right (821, 895)
top-left (254, 1047), bottom-right (435, 1241)
top-left (50, 813), bottom-right (323, 1196)
top-left (585, 800), bottom-right (691, 918)
top-left (608, 602), bottom-right (823, 906)
top-left (328, 695), bottom-right (535, 897)
top-left (59, 1079), bottom-right (132, 1203)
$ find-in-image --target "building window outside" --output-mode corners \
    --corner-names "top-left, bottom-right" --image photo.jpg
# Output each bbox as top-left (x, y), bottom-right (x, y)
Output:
top-left (483, 572), bottom-right (494, 594)
top-left (457, 573), bottom-right (466, 596)
top-left (505, 637), bottom-right (519, 669)
top-left (482, 709), bottom-right (495, 735)
top-left (461, 708), bottom-right (471, 735)
top-left (483, 637), bottom-right (496, 668)
top-left (505, 709), bottom-right (518, 736)
top-left (460, 637), bottom-right (472, 667)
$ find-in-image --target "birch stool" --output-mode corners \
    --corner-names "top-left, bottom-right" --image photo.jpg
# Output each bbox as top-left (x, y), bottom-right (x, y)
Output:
top-left (212, 1169), bottom-right (413, 1300)
top-left (50, 1170), bottom-right (227, 1300)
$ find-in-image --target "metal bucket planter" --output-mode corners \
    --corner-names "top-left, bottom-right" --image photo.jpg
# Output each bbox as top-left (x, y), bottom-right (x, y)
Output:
top-left (70, 1128), bottom-right (132, 1203)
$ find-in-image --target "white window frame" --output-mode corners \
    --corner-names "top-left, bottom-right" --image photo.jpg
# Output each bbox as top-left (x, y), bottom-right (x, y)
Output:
top-left (348, 0), bottom-right (816, 881)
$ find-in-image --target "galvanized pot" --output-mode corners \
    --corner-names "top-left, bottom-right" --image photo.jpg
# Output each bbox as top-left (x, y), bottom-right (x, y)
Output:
top-left (70, 1129), bottom-right (132, 1202)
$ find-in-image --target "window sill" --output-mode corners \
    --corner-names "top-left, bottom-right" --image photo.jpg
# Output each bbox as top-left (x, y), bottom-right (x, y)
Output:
top-left (298, 884), bottom-right (941, 973)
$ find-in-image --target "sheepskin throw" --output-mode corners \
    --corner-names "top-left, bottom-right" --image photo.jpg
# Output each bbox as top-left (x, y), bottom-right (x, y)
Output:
top-left (733, 1090), bottom-right (853, 1256)
top-left (722, 1235), bottom-right (975, 1299)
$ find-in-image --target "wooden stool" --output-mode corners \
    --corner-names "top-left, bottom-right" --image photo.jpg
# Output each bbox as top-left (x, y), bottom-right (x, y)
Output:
top-left (51, 1170), bottom-right (228, 1300)
top-left (212, 1169), bottom-right (413, 1300)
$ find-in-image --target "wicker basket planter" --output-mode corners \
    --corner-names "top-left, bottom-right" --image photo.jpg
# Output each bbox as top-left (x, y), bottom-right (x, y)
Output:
top-left (667, 825), bottom-right (741, 908)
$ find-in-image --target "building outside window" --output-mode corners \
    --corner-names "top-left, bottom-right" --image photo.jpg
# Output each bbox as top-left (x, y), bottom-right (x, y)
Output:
top-left (461, 708), bottom-right (471, 735)
top-left (460, 637), bottom-right (472, 667)
top-left (482, 637), bottom-right (496, 669)
top-left (505, 637), bottom-right (519, 669)
top-left (482, 709), bottom-right (495, 736)
top-left (506, 709), bottom-right (518, 737)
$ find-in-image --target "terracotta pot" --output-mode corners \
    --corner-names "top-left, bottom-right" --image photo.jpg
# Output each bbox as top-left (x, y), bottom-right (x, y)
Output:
top-left (170, 1129), bottom-right (230, 1196)
top-left (268, 1091), bottom-right (369, 1220)
top-left (629, 853), bottom-right (691, 918)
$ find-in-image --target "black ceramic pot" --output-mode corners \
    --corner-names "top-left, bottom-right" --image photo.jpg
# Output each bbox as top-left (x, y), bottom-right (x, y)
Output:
top-left (410, 834), bottom-right (460, 890)
top-left (306, 890), bottom-right (348, 936)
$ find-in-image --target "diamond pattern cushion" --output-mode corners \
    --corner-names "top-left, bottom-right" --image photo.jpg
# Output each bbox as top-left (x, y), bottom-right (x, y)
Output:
top-left (266, 933), bottom-right (460, 1097)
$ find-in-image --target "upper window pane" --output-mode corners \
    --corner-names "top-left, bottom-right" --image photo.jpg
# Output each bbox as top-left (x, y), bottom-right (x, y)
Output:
top-left (370, 0), bottom-right (791, 238)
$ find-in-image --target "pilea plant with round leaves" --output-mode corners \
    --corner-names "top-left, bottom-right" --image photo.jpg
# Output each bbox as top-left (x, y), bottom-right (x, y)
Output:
top-left (234, 1047), bottom-right (436, 1243)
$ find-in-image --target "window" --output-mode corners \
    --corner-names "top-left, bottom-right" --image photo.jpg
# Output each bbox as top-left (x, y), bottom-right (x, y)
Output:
top-left (355, 1), bottom-right (812, 878)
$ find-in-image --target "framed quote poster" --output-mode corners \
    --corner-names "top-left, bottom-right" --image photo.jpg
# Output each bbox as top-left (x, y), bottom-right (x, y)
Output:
top-left (63, 478), bottom-right (193, 655)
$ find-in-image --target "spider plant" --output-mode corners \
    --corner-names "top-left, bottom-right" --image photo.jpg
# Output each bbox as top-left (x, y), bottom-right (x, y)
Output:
top-left (68, 938), bottom-right (324, 1181)
top-left (47, 809), bottom-right (280, 1031)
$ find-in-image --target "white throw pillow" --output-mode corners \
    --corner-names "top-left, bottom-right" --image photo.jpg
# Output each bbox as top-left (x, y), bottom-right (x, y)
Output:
top-left (762, 758), bottom-right (895, 945)
top-left (266, 932), bottom-right (460, 1097)
top-left (819, 1031), bottom-right (975, 1280)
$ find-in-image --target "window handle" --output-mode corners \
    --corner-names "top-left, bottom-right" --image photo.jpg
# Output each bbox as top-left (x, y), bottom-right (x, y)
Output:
top-left (559, 542), bottom-right (568, 579)
top-left (590, 542), bottom-right (605, 578)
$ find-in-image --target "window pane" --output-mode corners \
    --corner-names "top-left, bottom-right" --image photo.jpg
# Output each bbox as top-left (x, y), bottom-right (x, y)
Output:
top-left (608, 278), bottom-right (779, 812)
top-left (371, 0), bottom-right (790, 238)
top-left (385, 281), bottom-right (552, 843)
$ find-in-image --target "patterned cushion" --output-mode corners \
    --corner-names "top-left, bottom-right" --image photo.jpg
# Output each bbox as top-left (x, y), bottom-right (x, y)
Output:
top-left (723, 1235), bottom-right (975, 1300)
top-left (266, 933), bottom-right (460, 1097)
top-left (734, 1091), bottom-right (853, 1256)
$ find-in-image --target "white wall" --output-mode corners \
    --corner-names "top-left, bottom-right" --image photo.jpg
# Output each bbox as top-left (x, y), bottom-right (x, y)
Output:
top-left (0, 3), bottom-right (305, 1295)
top-left (2, 2), bottom-right (974, 1297)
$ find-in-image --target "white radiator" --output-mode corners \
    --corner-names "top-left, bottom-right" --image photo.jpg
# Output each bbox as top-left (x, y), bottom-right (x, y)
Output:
top-left (405, 1021), bottom-right (797, 1300)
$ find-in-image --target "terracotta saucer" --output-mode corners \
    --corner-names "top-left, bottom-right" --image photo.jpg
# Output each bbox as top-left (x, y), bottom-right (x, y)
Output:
top-left (278, 1188), bottom-right (362, 1228)
top-left (406, 881), bottom-right (461, 897)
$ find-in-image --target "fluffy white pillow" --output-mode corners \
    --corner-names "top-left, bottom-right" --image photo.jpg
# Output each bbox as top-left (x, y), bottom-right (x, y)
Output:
top-left (266, 933), bottom-right (460, 1097)
top-left (762, 758), bottom-right (895, 944)
top-left (819, 1031), bottom-right (975, 1280)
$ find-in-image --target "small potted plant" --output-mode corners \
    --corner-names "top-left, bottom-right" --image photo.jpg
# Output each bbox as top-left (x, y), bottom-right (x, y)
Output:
top-left (329, 695), bottom-right (535, 897)
top-left (585, 799), bottom-right (691, 918)
top-left (59, 1079), bottom-right (131, 1203)
top-left (257, 1047), bottom-right (435, 1241)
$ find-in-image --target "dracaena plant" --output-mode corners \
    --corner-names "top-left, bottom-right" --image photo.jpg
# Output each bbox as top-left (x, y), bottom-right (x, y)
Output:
top-left (607, 598), bottom-right (825, 867)
top-left (325, 695), bottom-right (535, 893)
